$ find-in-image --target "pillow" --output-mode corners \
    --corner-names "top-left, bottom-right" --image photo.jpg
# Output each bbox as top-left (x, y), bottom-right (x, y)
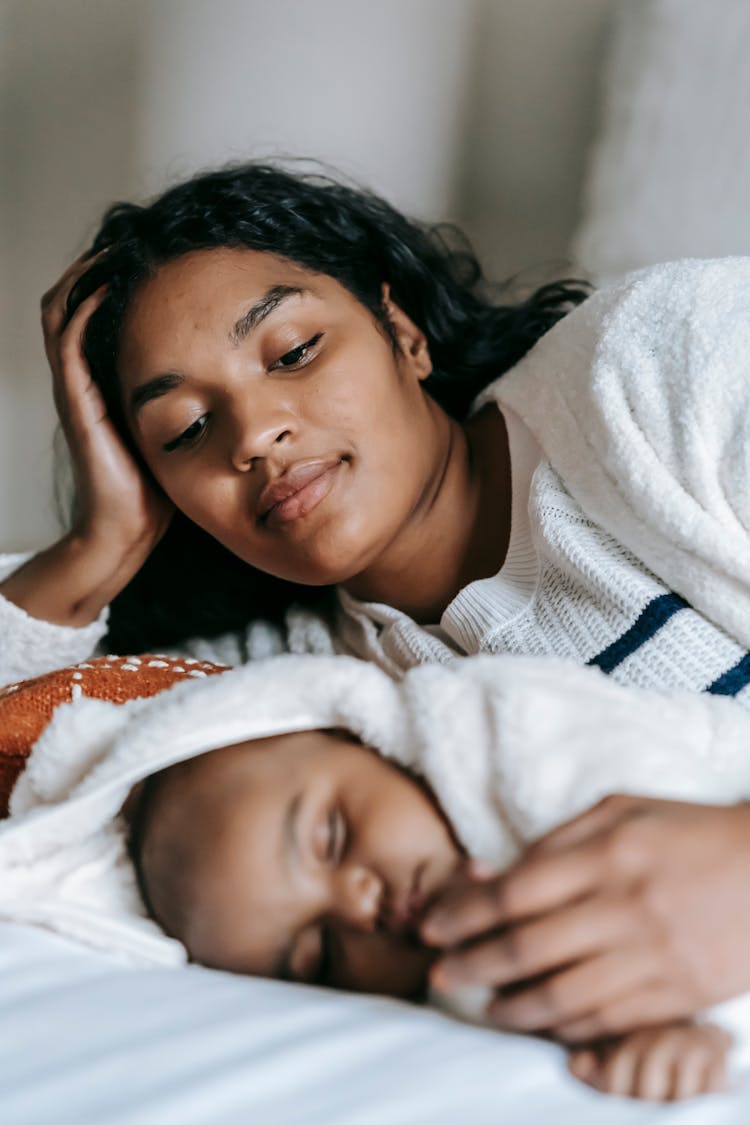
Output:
top-left (0, 654), bottom-right (228, 815)
top-left (572, 0), bottom-right (750, 283)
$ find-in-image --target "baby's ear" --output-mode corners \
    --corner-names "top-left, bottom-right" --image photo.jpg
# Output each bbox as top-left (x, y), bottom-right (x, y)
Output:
top-left (380, 283), bottom-right (432, 380)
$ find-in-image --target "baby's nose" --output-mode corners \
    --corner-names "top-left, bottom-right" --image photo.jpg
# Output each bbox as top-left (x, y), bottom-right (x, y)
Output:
top-left (335, 865), bottom-right (383, 931)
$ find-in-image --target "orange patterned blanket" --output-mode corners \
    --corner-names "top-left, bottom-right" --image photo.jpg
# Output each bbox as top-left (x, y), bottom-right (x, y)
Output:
top-left (0, 655), bottom-right (229, 817)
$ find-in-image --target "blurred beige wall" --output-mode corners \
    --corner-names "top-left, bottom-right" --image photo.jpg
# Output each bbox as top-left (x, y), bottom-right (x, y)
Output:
top-left (0, 0), bottom-right (614, 552)
top-left (1, 0), bottom-right (142, 550)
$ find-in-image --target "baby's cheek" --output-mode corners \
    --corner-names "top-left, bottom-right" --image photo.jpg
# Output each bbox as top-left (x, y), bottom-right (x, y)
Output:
top-left (337, 931), bottom-right (435, 1000)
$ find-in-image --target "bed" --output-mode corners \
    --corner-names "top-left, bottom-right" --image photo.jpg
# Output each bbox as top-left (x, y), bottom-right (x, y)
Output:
top-left (4, 922), bottom-right (750, 1124)
top-left (5, 1), bottom-right (750, 1121)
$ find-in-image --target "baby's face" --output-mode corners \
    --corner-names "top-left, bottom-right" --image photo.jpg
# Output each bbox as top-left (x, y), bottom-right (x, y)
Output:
top-left (141, 730), bottom-right (463, 998)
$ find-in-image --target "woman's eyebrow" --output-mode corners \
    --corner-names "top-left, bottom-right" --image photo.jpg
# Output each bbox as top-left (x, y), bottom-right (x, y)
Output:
top-left (230, 284), bottom-right (308, 345)
top-left (130, 372), bottom-right (185, 418)
top-left (129, 284), bottom-right (312, 419)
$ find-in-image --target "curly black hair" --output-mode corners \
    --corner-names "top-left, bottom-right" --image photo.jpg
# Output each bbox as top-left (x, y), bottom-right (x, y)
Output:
top-left (65, 161), bottom-right (590, 652)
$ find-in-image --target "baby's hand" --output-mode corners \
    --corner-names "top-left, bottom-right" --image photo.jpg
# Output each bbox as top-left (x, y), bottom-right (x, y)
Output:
top-left (568, 1021), bottom-right (731, 1101)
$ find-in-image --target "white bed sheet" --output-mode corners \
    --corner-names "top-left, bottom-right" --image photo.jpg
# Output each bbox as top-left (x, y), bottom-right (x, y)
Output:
top-left (3, 923), bottom-right (750, 1125)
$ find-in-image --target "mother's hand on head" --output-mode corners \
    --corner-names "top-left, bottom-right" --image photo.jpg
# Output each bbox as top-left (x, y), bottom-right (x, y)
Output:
top-left (0, 254), bottom-right (173, 627)
top-left (41, 251), bottom-right (173, 551)
top-left (421, 795), bottom-right (750, 1043)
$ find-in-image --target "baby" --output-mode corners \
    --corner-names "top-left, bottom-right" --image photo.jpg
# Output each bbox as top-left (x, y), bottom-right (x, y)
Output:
top-left (132, 720), bottom-right (737, 1098)
top-left (130, 725), bottom-right (733, 1102)
top-left (3, 652), bottom-right (747, 1100)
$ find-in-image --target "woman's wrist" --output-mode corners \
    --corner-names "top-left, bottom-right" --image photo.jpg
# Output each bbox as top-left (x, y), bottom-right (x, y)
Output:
top-left (0, 531), bottom-right (149, 628)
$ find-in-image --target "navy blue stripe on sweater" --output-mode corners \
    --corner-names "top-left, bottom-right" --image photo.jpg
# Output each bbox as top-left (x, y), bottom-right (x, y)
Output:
top-left (706, 654), bottom-right (750, 697)
top-left (587, 593), bottom-right (689, 675)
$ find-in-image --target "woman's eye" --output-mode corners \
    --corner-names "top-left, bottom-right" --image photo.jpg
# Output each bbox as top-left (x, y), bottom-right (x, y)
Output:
top-left (163, 415), bottom-right (209, 453)
top-left (271, 333), bottom-right (323, 371)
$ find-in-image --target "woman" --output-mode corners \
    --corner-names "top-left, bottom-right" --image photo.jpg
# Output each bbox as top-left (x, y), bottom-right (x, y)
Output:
top-left (2, 162), bottom-right (750, 1044)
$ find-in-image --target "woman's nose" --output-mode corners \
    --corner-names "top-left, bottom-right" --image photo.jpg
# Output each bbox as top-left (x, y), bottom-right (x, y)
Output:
top-left (227, 394), bottom-right (295, 471)
top-left (333, 865), bottom-right (383, 932)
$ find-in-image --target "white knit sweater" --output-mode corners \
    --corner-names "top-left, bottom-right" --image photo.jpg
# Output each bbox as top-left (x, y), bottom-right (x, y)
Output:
top-left (2, 257), bottom-right (750, 710)
top-left (337, 258), bottom-right (750, 703)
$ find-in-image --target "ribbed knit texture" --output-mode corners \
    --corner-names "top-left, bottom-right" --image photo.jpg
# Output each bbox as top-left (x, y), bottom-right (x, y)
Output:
top-left (338, 406), bottom-right (750, 706)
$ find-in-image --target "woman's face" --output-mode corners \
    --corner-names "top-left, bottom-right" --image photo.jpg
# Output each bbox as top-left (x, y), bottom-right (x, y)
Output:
top-left (142, 730), bottom-right (463, 998)
top-left (117, 248), bottom-right (445, 586)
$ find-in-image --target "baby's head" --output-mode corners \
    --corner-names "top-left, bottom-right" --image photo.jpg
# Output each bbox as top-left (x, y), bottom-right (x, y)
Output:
top-left (131, 728), bottom-right (463, 998)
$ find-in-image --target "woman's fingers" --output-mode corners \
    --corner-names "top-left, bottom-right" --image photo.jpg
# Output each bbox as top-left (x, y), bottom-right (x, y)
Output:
top-left (41, 252), bottom-right (172, 550)
top-left (41, 248), bottom-right (107, 369)
top-left (421, 833), bottom-right (611, 948)
top-left (552, 985), bottom-right (691, 1044)
top-left (484, 949), bottom-right (661, 1034)
top-left (52, 286), bottom-right (109, 428)
top-left (430, 894), bottom-right (637, 993)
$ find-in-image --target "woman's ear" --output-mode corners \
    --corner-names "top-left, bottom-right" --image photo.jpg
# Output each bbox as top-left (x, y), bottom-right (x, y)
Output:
top-left (381, 282), bottom-right (432, 381)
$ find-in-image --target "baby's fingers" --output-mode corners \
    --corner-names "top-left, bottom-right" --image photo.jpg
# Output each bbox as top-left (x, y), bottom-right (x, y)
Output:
top-left (670, 1026), bottom-right (730, 1100)
top-left (587, 1025), bottom-right (732, 1102)
top-left (703, 1052), bottom-right (730, 1097)
top-left (581, 1040), bottom-right (640, 1099)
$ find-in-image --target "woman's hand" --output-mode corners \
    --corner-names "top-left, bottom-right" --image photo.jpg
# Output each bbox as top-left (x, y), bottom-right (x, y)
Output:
top-left (41, 252), bottom-right (172, 553)
top-left (0, 255), bottom-right (173, 628)
top-left (421, 796), bottom-right (750, 1042)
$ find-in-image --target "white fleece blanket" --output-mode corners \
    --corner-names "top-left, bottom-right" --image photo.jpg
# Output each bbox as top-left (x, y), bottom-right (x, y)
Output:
top-left (3, 652), bottom-right (750, 968)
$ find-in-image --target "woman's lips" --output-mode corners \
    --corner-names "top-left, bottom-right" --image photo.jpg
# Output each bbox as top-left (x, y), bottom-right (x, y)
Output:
top-left (259, 460), bottom-right (342, 528)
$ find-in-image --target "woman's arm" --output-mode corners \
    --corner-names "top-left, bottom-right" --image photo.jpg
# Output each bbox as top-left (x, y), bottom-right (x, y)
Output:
top-left (0, 255), bottom-right (173, 682)
top-left (0, 549), bottom-right (110, 686)
top-left (0, 533), bottom-right (157, 630)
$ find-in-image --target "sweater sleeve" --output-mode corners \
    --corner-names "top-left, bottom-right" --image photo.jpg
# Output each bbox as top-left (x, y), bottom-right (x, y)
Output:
top-left (0, 553), bottom-right (109, 687)
top-left (0, 553), bottom-right (338, 684)
top-left (159, 604), bottom-right (338, 666)
top-left (493, 257), bottom-right (750, 649)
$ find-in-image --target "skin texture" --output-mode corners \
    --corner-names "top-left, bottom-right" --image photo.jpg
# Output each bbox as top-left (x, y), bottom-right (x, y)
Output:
top-left (422, 795), bottom-right (750, 1041)
top-left (137, 729), bottom-right (463, 998)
